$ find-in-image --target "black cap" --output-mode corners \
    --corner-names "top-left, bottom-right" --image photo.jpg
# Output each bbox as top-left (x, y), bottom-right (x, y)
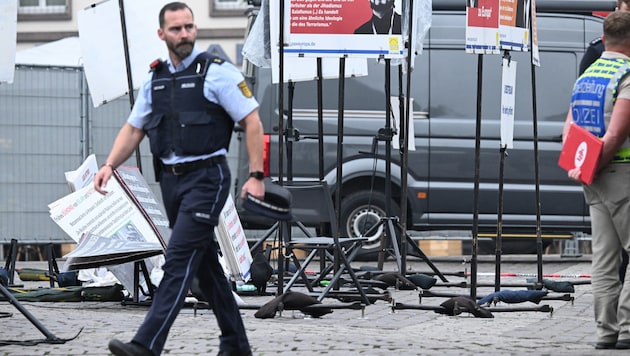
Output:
top-left (242, 179), bottom-right (292, 221)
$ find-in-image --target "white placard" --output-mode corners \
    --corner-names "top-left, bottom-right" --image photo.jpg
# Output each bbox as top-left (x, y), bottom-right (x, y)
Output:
top-left (500, 58), bottom-right (517, 148)
top-left (0, 0), bottom-right (17, 84)
top-left (78, 0), bottom-right (168, 107)
top-left (215, 195), bottom-right (252, 282)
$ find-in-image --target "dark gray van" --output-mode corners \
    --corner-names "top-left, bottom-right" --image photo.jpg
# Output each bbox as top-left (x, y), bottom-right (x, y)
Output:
top-left (235, 0), bottom-right (615, 252)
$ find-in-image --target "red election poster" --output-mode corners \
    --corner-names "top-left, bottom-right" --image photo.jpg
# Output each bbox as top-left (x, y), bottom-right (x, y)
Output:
top-left (277, 0), bottom-right (405, 58)
top-left (465, 0), bottom-right (500, 54)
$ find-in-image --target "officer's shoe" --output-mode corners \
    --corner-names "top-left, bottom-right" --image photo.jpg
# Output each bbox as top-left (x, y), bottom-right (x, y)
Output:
top-left (594, 341), bottom-right (616, 349)
top-left (108, 339), bottom-right (153, 356)
top-left (616, 339), bottom-right (630, 349)
top-left (217, 349), bottom-right (253, 356)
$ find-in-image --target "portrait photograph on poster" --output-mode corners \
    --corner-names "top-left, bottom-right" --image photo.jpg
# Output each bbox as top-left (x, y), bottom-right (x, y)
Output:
top-left (277, 0), bottom-right (405, 58)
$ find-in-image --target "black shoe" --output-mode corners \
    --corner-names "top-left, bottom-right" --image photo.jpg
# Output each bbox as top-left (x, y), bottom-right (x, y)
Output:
top-left (217, 349), bottom-right (253, 356)
top-left (616, 339), bottom-right (630, 349)
top-left (595, 341), bottom-right (616, 350)
top-left (108, 339), bottom-right (153, 356)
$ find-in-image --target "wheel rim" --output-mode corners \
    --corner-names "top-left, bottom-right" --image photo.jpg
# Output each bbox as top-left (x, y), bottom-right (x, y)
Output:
top-left (346, 206), bottom-right (385, 250)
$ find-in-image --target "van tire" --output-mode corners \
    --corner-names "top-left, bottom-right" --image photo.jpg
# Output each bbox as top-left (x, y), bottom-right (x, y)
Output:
top-left (340, 190), bottom-right (401, 250)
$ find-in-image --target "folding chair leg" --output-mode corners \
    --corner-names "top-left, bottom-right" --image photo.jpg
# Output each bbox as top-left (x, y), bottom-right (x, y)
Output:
top-left (283, 249), bottom-right (318, 293)
top-left (316, 245), bottom-right (371, 304)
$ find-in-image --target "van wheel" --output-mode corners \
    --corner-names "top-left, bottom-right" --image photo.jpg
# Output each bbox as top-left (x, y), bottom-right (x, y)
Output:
top-left (340, 190), bottom-right (401, 250)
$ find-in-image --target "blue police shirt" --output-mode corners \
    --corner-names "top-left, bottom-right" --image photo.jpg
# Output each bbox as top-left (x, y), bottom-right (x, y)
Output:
top-left (127, 47), bottom-right (259, 165)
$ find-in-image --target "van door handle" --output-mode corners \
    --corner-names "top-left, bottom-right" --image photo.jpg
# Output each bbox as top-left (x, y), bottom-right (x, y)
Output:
top-left (551, 134), bottom-right (563, 142)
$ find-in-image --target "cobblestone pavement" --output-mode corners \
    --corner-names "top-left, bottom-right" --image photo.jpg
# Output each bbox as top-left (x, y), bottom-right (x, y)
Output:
top-left (0, 255), bottom-right (618, 355)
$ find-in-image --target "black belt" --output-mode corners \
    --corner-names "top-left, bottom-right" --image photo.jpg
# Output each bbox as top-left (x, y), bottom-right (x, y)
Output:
top-left (162, 156), bottom-right (226, 176)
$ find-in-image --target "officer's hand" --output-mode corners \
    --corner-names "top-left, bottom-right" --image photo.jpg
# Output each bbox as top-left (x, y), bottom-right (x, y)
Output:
top-left (94, 165), bottom-right (114, 195)
top-left (567, 167), bottom-right (582, 182)
top-left (241, 178), bottom-right (265, 200)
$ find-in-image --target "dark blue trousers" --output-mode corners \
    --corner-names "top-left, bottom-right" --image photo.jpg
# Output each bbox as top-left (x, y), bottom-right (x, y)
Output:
top-left (132, 161), bottom-right (250, 355)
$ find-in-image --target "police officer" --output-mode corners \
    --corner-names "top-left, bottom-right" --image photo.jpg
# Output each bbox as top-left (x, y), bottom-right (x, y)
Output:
top-left (563, 11), bottom-right (630, 350)
top-left (95, 2), bottom-right (263, 355)
top-left (578, 0), bottom-right (630, 285)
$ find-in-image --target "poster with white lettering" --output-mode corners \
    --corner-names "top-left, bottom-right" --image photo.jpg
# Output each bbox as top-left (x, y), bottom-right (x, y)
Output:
top-left (273, 0), bottom-right (405, 58)
top-left (465, 0), bottom-right (500, 54)
top-left (466, 0), bottom-right (532, 53)
top-left (498, 0), bottom-right (531, 51)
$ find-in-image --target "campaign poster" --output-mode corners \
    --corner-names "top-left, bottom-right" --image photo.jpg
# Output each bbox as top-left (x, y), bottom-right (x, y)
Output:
top-left (276, 0), bottom-right (405, 58)
top-left (499, 0), bottom-right (530, 51)
top-left (466, 0), bottom-right (500, 54)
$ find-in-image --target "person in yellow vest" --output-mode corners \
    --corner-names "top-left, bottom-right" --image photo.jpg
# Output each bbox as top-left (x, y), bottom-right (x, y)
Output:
top-left (578, 0), bottom-right (630, 289)
top-left (563, 11), bottom-right (630, 350)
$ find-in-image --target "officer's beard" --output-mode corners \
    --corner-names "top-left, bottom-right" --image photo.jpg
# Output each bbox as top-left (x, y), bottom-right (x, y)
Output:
top-left (171, 41), bottom-right (194, 61)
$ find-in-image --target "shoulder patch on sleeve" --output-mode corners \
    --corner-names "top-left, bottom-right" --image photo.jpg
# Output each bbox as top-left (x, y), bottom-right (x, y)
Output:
top-left (238, 81), bottom-right (253, 98)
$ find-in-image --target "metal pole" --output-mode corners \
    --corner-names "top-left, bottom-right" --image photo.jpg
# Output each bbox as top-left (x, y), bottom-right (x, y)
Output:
top-left (118, 0), bottom-right (142, 173)
top-left (335, 58), bottom-right (345, 236)
top-left (287, 81), bottom-right (294, 181)
top-left (317, 58), bottom-right (324, 181)
top-left (334, 57), bottom-right (346, 289)
top-left (400, 0), bottom-right (415, 274)
top-left (471, 53), bottom-right (483, 299)
top-left (528, 2), bottom-right (544, 282)
top-left (377, 58), bottom-right (394, 270)
top-left (496, 144), bottom-right (506, 292)
top-left (277, 0), bottom-right (286, 295)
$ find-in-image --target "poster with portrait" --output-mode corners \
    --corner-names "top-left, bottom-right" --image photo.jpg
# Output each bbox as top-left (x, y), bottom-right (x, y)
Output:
top-left (0, 0), bottom-right (17, 84)
top-left (498, 0), bottom-right (531, 51)
top-left (274, 0), bottom-right (405, 59)
top-left (266, 0), bottom-right (368, 84)
top-left (465, 0), bottom-right (500, 54)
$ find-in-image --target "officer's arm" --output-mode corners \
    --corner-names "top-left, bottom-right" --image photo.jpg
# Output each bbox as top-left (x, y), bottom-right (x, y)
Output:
top-left (600, 98), bottom-right (630, 169)
top-left (239, 109), bottom-right (265, 199)
top-left (94, 123), bottom-right (146, 194)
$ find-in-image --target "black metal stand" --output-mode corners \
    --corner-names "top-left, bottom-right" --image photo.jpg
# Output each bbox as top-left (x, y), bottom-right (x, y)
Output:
top-left (4, 239), bottom-right (19, 286)
top-left (0, 279), bottom-right (82, 346)
top-left (361, 59), bottom-right (448, 283)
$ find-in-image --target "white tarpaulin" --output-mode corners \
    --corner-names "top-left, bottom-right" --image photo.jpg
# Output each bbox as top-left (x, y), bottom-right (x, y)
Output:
top-left (15, 37), bottom-right (83, 67)
top-left (0, 0), bottom-right (17, 83)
